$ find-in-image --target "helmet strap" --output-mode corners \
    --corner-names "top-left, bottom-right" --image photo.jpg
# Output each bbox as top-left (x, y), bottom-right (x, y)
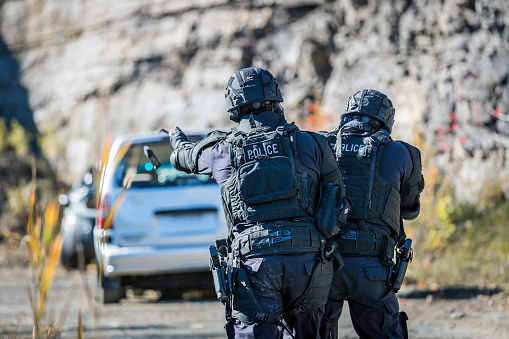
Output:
top-left (238, 111), bottom-right (286, 133)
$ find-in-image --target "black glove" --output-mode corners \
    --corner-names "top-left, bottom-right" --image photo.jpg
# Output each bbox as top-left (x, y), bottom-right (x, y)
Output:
top-left (169, 126), bottom-right (189, 149)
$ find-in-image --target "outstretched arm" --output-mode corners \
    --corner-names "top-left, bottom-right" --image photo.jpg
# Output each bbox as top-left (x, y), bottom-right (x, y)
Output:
top-left (169, 127), bottom-right (228, 174)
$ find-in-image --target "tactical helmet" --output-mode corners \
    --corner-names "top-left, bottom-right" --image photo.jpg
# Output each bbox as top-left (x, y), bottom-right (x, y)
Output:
top-left (340, 89), bottom-right (395, 133)
top-left (225, 67), bottom-right (284, 122)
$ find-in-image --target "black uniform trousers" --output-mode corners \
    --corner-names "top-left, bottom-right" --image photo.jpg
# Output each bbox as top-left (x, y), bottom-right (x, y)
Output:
top-left (320, 256), bottom-right (408, 339)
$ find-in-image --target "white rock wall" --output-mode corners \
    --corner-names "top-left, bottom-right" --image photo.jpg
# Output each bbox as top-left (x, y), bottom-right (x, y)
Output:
top-left (1, 0), bottom-right (508, 202)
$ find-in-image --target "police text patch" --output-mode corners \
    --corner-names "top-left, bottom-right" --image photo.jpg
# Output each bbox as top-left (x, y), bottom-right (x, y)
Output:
top-left (341, 142), bottom-right (366, 155)
top-left (243, 141), bottom-right (282, 160)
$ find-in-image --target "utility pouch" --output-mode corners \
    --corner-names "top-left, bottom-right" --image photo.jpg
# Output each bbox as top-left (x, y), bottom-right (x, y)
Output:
top-left (381, 235), bottom-right (397, 266)
top-left (316, 183), bottom-right (351, 238)
top-left (232, 267), bottom-right (284, 327)
top-left (237, 156), bottom-right (301, 222)
top-left (286, 254), bottom-right (334, 317)
top-left (386, 238), bottom-right (413, 293)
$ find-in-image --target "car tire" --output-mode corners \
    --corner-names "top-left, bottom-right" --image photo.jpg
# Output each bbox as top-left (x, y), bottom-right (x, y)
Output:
top-left (159, 288), bottom-right (183, 300)
top-left (61, 253), bottom-right (78, 270)
top-left (100, 276), bottom-right (125, 304)
top-left (133, 288), bottom-right (145, 296)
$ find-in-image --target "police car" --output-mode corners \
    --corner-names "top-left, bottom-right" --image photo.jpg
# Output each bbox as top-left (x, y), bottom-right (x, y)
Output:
top-left (94, 131), bottom-right (227, 303)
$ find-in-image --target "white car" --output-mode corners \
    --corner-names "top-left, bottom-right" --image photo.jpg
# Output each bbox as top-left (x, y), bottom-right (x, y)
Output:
top-left (94, 131), bottom-right (227, 303)
top-left (59, 172), bottom-right (96, 270)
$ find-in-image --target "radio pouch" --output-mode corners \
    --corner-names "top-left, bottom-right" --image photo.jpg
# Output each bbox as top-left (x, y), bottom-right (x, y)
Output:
top-left (315, 183), bottom-right (351, 238)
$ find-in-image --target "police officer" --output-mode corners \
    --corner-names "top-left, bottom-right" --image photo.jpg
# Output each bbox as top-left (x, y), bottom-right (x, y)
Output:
top-left (168, 67), bottom-right (347, 338)
top-left (319, 89), bottom-right (425, 339)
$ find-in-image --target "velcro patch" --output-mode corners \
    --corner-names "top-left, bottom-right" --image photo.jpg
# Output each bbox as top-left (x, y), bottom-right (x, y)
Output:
top-left (243, 140), bottom-right (283, 160)
top-left (340, 142), bottom-right (367, 156)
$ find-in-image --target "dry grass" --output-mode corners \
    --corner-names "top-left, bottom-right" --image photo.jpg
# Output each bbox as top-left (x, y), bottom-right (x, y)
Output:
top-left (24, 162), bottom-right (64, 338)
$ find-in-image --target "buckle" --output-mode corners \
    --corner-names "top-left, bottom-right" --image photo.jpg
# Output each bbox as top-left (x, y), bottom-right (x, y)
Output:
top-left (340, 229), bottom-right (357, 240)
top-left (269, 230), bottom-right (291, 237)
top-left (274, 221), bottom-right (284, 227)
top-left (269, 230), bottom-right (292, 244)
top-left (255, 311), bottom-right (270, 322)
top-left (325, 243), bottom-right (336, 258)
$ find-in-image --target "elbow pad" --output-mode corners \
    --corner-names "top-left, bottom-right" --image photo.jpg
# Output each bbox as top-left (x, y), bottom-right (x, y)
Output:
top-left (170, 142), bottom-right (194, 174)
top-left (401, 201), bottom-right (420, 220)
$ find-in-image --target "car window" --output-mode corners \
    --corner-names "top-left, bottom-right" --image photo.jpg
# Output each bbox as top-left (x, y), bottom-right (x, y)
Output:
top-left (114, 139), bottom-right (214, 188)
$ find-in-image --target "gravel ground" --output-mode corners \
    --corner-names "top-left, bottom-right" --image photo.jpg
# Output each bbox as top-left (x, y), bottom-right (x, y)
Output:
top-left (1, 265), bottom-right (509, 339)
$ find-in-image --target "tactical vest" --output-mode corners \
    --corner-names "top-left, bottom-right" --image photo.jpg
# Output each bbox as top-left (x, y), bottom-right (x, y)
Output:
top-left (221, 124), bottom-right (320, 232)
top-left (334, 130), bottom-right (401, 262)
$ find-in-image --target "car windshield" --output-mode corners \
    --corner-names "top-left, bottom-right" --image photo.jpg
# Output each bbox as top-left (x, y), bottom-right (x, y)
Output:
top-left (115, 139), bottom-right (214, 188)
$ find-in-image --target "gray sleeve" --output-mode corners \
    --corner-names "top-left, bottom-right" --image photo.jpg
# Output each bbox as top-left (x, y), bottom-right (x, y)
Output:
top-left (198, 140), bottom-right (231, 187)
top-left (170, 130), bottom-right (227, 174)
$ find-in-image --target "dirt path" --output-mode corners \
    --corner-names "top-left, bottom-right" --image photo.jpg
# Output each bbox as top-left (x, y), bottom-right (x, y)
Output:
top-left (1, 266), bottom-right (508, 338)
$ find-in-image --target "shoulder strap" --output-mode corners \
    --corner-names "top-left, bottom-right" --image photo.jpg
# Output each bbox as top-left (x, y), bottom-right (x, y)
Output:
top-left (308, 131), bottom-right (343, 183)
top-left (225, 128), bottom-right (244, 168)
top-left (370, 130), bottom-right (392, 145)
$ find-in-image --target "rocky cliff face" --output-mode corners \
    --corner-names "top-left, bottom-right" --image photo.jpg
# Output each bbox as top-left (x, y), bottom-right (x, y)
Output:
top-left (1, 0), bottom-right (508, 203)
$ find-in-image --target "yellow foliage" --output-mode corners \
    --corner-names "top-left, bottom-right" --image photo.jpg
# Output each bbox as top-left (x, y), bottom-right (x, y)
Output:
top-left (24, 164), bottom-right (64, 338)
top-left (6, 119), bottom-right (32, 157)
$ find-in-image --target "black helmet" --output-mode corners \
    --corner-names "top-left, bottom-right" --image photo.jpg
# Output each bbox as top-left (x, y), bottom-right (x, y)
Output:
top-left (340, 89), bottom-right (395, 133)
top-left (225, 67), bottom-right (284, 122)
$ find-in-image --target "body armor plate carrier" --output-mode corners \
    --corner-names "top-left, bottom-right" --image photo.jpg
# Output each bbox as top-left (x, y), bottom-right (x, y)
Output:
top-left (221, 123), bottom-right (320, 233)
top-left (333, 130), bottom-right (401, 263)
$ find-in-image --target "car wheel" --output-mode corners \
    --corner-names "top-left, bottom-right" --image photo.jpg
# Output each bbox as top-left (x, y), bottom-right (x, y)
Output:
top-left (133, 288), bottom-right (145, 296)
top-left (100, 276), bottom-right (125, 304)
top-left (159, 288), bottom-right (183, 300)
top-left (61, 253), bottom-right (78, 270)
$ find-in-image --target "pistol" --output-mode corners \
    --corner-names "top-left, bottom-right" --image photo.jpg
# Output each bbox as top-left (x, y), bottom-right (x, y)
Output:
top-left (386, 238), bottom-right (413, 293)
top-left (209, 244), bottom-right (230, 302)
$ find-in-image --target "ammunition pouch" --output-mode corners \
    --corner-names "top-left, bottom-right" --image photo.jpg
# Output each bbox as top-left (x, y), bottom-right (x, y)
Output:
top-left (285, 254), bottom-right (334, 317)
top-left (316, 182), bottom-right (351, 238)
top-left (336, 228), bottom-right (396, 265)
top-left (231, 221), bottom-right (323, 259)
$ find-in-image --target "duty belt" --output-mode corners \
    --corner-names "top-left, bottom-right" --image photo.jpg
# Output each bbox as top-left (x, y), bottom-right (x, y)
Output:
top-left (336, 229), bottom-right (385, 256)
top-left (232, 221), bottom-right (323, 259)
